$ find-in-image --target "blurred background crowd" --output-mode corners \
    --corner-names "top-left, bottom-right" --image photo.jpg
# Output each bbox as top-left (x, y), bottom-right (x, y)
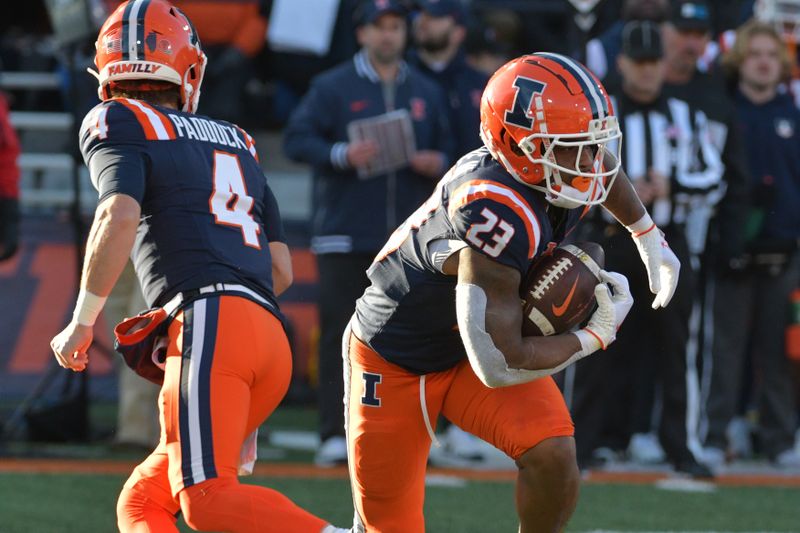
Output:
top-left (1, 0), bottom-right (799, 480)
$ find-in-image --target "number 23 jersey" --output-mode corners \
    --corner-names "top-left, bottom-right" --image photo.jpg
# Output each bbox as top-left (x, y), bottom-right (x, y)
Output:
top-left (353, 147), bottom-right (585, 375)
top-left (79, 98), bottom-right (284, 310)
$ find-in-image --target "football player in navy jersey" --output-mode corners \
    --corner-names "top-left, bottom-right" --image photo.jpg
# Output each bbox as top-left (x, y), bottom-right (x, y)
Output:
top-left (344, 53), bottom-right (681, 531)
top-left (49, 2), bottom-right (344, 532)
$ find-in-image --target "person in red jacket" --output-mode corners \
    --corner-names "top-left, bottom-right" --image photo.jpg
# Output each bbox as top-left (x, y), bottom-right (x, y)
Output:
top-left (0, 91), bottom-right (20, 262)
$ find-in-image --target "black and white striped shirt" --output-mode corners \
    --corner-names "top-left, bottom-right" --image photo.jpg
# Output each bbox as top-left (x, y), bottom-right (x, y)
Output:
top-left (607, 90), bottom-right (729, 254)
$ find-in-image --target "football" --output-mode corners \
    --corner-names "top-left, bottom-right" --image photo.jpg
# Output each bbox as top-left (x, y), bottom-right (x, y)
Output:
top-left (520, 242), bottom-right (605, 336)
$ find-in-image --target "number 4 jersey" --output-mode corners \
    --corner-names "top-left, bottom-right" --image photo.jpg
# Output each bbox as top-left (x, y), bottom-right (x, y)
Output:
top-left (353, 147), bottom-right (585, 375)
top-left (79, 98), bottom-right (284, 311)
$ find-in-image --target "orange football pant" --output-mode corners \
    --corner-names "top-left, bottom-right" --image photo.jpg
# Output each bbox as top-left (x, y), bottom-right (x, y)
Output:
top-left (117, 295), bottom-right (328, 533)
top-left (345, 332), bottom-right (574, 533)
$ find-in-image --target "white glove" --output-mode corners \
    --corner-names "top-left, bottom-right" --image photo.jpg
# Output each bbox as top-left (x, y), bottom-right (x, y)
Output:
top-left (626, 214), bottom-right (680, 309)
top-left (574, 270), bottom-right (634, 354)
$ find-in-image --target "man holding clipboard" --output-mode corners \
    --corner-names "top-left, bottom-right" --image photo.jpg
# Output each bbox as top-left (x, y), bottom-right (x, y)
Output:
top-left (284, 0), bottom-right (453, 467)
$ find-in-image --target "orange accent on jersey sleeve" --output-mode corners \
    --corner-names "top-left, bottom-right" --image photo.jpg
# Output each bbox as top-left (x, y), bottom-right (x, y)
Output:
top-left (116, 99), bottom-right (160, 140)
top-left (449, 179), bottom-right (539, 258)
top-left (136, 100), bottom-right (177, 139)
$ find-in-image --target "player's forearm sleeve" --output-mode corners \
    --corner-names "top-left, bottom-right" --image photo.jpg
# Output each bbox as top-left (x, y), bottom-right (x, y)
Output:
top-left (456, 283), bottom-right (582, 388)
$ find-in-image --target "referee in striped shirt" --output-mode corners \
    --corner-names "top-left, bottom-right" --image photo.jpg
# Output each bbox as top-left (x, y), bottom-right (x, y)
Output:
top-left (570, 20), bottom-right (713, 478)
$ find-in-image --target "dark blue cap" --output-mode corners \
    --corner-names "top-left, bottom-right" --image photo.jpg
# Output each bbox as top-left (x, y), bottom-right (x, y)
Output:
top-left (418, 0), bottom-right (466, 24)
top-left (357, 0), bottom-right (408, 26)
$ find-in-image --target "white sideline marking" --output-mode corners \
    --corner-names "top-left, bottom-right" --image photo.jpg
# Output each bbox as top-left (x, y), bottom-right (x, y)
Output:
top-left (581, 531), bottom-right (778, 533)
top-left (425, 474), bottom-right (467, 488)
top-left (654, 478), bottom-right (716, 493)
top-left (269, 430), bottom-right (319, 451)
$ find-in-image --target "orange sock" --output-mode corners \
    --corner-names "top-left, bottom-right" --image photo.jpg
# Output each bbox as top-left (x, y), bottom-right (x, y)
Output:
top-left (178, 477), bottom-right (329, 533)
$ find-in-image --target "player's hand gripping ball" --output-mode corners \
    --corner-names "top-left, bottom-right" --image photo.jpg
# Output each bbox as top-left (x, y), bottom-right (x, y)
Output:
top-left (520, 242), bottom-right (605, 336)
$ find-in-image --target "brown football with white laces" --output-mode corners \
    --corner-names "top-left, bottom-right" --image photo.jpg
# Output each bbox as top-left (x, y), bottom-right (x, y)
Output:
top-left (520, 242), bottom-right (605, 336)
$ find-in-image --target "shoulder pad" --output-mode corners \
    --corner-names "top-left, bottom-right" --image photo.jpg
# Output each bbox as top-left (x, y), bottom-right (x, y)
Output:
top-left (81, 99), bottom-right (178, 144)
top-left (80, 99), bottom-right (178, 162)
top-left (448, 178), bottom-right (542, 262)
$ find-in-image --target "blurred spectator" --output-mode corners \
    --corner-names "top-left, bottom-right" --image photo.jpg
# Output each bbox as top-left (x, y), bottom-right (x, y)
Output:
top-left (662, 0), bottom-right (750, 289)
top-left (714, 0), bottom-right (800, 106)
top-left (472, 1), bottom-right (573, 57)
top-left (263, 0), bottom-right (361, 127)
top-left (469, 0), bottom-right (632, 53)
top-left (107, 263), bottom-right (160, 451)
top-left (409, 0), bottom-right (488, 160)
top-left (663, 1), bottom-right (716, 86)
top-left (0, 89), bottom-right (20, 262)
top-left (478, 7), bottom-right (522, 45)
top-left (582, 0), bottom-right (671, 82)
top-left (660, 0), bottom-right (751, 463)
top-left (704, 20), bottom-right (800, 468)
top-left (172, 0), bottom-right (268, 124)
top-left (283, 0), bottom-right (453, 467)
top-left (463, 23), bottom-right (511, 76)
top-left (407, 0), bottom-right (490, 464)
top-left (572, 21), bottom-right (711, 478)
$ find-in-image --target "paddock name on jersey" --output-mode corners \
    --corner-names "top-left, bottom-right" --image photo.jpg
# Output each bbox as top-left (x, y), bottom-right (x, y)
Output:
top-left (79, 98), bottom-right (280, 313)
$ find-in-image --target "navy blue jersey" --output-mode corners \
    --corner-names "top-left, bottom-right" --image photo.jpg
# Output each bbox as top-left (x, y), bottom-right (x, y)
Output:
top-left (79, 98), bottom-right (284, 311)
top-left (353, 147), bottom-right (587, 374)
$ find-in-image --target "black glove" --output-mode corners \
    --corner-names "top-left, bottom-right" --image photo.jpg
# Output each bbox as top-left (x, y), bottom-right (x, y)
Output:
top-left (0, 196), bottom-right (19, 261)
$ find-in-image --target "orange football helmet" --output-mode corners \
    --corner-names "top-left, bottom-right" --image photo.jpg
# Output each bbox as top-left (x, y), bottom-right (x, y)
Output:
top-left (480, 53), bottom-right (622, 207)
top-left (91, 0), bottom-right (207, 113)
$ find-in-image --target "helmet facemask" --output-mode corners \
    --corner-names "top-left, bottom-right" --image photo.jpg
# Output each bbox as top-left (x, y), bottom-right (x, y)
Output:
top-left (517, 116), bottom-right (622, 208)
top-left (478, 53), bottom-right (622, 207)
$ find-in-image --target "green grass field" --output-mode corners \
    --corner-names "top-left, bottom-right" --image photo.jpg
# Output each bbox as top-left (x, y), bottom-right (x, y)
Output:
top-left (1, 472), bottom-right (799, 532)
top-left (2, 406), bottom-right (799, 531)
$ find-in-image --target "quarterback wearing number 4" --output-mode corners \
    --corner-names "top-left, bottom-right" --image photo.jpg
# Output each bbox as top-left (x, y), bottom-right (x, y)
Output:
top-left (50, 1), bottom-right (347, 532)
top-left (346, 53), bottom-right (681, 532)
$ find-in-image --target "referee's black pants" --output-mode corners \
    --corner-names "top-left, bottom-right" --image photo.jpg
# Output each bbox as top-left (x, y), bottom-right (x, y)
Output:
top-left (572, 225), bottom-right (696, 466)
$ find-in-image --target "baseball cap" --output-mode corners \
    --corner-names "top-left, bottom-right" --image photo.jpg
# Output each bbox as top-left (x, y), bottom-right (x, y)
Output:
top-left (670, 1), bottom-right (712, 31)
top-left (356, 0), bottom-right (408, 27)
top-left (621, 20), bottom-right (663, 60)
top-left (418, 0), bottom-right (466, 24)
